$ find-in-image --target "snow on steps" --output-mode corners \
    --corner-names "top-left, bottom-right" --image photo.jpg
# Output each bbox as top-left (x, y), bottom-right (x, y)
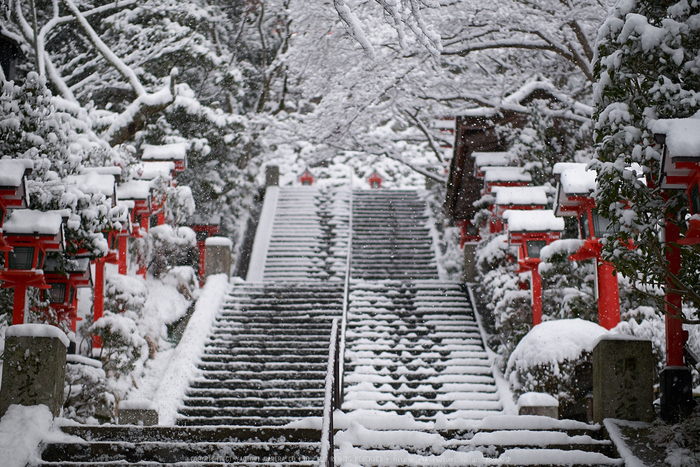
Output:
top-left (176, 282), bottom-right (344, 427)
top-left (352, 190), bottom-right (438, 280)
top-left (251, 186), bottom-right (351, 283)
top-left (343, 280), bottom-right (502, 421)
top-left (36, 425), bottom-right (321, 466)
top-left (332, 416), bottom-right (622, 466)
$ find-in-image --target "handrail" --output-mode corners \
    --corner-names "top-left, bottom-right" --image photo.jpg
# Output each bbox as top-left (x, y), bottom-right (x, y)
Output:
top-left (338, 185), bottom-right (353, 407)
top-left (318, 318), bottom-right (340, 467)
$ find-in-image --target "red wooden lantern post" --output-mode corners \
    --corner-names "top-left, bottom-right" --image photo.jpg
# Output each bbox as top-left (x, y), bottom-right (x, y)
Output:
top-left (191, 224), bottom-right (220, 284)
top-left (368, 171), bottom-right (383, 189)
top-left (0, 159), bottom-right (33, 252)
top-left (505, 210), bottom-right (564, 326)
top-left (651, 120), bottom-right (700, 421)
top-left (299, 169), bottom-right (315, 186)
top-left (43, 256), bottom-right (92, 332)
top-left (0, 210), bottom-right (67, 325)
top-left (118, 181), bottom-right (153, 278)
top-left (554, 164), bottom-right (621, 330)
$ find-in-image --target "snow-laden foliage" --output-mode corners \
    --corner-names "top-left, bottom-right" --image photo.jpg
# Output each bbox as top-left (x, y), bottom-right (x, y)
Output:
top-left (539, 239), bottom-right (597, 321)
top-left (506, 319), bottom-right (608, 420)
top-left (593, 0), bottom-right (700, 320)
top-left (0, 73), bottom-right (123, 258)
top-left (63, 359), bottom-right (116, 424)
top-left (147, 225), bottom-right (198, 278)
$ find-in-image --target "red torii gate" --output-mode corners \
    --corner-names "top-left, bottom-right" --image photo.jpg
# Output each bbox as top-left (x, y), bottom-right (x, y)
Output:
top-left (504, 209), bottom-right (564, 326)
top-left (554, 164), bottom-right (621, 330)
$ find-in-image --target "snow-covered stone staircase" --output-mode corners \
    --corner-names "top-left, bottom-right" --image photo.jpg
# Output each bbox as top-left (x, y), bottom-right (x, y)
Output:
top-left (352, 190), bottom-right (438, 280)
top-left (177, 282), bottom-right (343, 426)
top-left (343, 280), bottom-right (501, 421)
top-left (250, 186), bottom-right (350, 282)
top-left (36, 186), bottom-right (623, 466)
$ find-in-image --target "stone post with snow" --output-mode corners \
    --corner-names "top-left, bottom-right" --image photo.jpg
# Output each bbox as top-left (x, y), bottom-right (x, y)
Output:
top-left (204, 237), bottom-right (233, 279)
top-left (0, 324), bottom-right (69, 418)
top-left (592, 335), bottom-right (654, 423)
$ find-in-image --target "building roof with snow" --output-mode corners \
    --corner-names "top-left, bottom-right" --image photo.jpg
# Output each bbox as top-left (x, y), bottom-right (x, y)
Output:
top-left (118, 180), bottom-right (153, 201)
top-left (132, 161), bottom-right (176, 181)
top-left (0, 160), bottom-right (31, 188)
top-left (559, 167), bottom-right (596, 195)
top-left (504, 209), bottom-right (565, 233)
top-left (66, 173), bottom-right (117, 198)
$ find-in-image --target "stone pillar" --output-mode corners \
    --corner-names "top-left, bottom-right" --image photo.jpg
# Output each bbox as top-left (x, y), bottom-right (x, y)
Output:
top-left (0, 324), bottom-right (68, 418)
top-left (463, 242), bottom-right (479, 283)
top-left (266, 165), bottom-right (279, 187)
top-left (118, 400), bottom-right (159, 426)
top-left (517, 392), bottom-right (559, 419)
top-left (204, 237), bottom-right (233, 279)
top-left (592, 336), bottom-right (654, 423)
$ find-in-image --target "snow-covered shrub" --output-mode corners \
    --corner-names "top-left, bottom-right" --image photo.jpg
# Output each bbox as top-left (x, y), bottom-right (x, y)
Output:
top-left (475, 234), bottom-right (532, 362)
top-left (506, 319), bottom-right (607, 421)
top-left (147, 225), bottom-right (198, 278)
top-left (63, 357), bottom-right (116, 424)
top-left (90, 312), bottom-right (147, 377)
top-left (91, 275), bottom-right (149, 377)
top-left (104, 275), bottom-right (148, 315)
top-left (539, 239), bottom-right (597, 321)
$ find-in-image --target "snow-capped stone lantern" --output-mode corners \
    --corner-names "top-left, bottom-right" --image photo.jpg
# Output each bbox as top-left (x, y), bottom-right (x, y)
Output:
top-left (299, 168), bottom-right (315, 186)
top-left (141, 143), bottom-right (188, 174)
top-left (0, 159), bottom-right (33, 251)
top-left (553, 163), bottom-right (620, 330)
top-left (491, 185), bottom-right (548, 234)
top-left (191, 223), bottom-right (221, 284)
top-left (651, 118), bottom-right (700, 422)
top-left (43, 256), bottom-right (92, 333)
top-left (504, 210), bottom-right (564, 326)
top-left (368, 171), bottom-right (383, 189)
top-left (0, 210), bottom-right (67, 325)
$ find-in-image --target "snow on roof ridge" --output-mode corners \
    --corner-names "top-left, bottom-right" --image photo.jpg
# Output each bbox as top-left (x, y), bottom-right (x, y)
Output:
top-left (496, 186), bottom-right (549, 206)
top-left (504, 209), bottom-right (564, 232)
top-left (650, 116), bottom-right (700, 160)
top-left (3, 209), bottom-right (66, 235)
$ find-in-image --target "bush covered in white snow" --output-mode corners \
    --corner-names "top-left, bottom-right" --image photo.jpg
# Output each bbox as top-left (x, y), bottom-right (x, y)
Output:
top-left (506, 319), bottom-right (607, 420)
